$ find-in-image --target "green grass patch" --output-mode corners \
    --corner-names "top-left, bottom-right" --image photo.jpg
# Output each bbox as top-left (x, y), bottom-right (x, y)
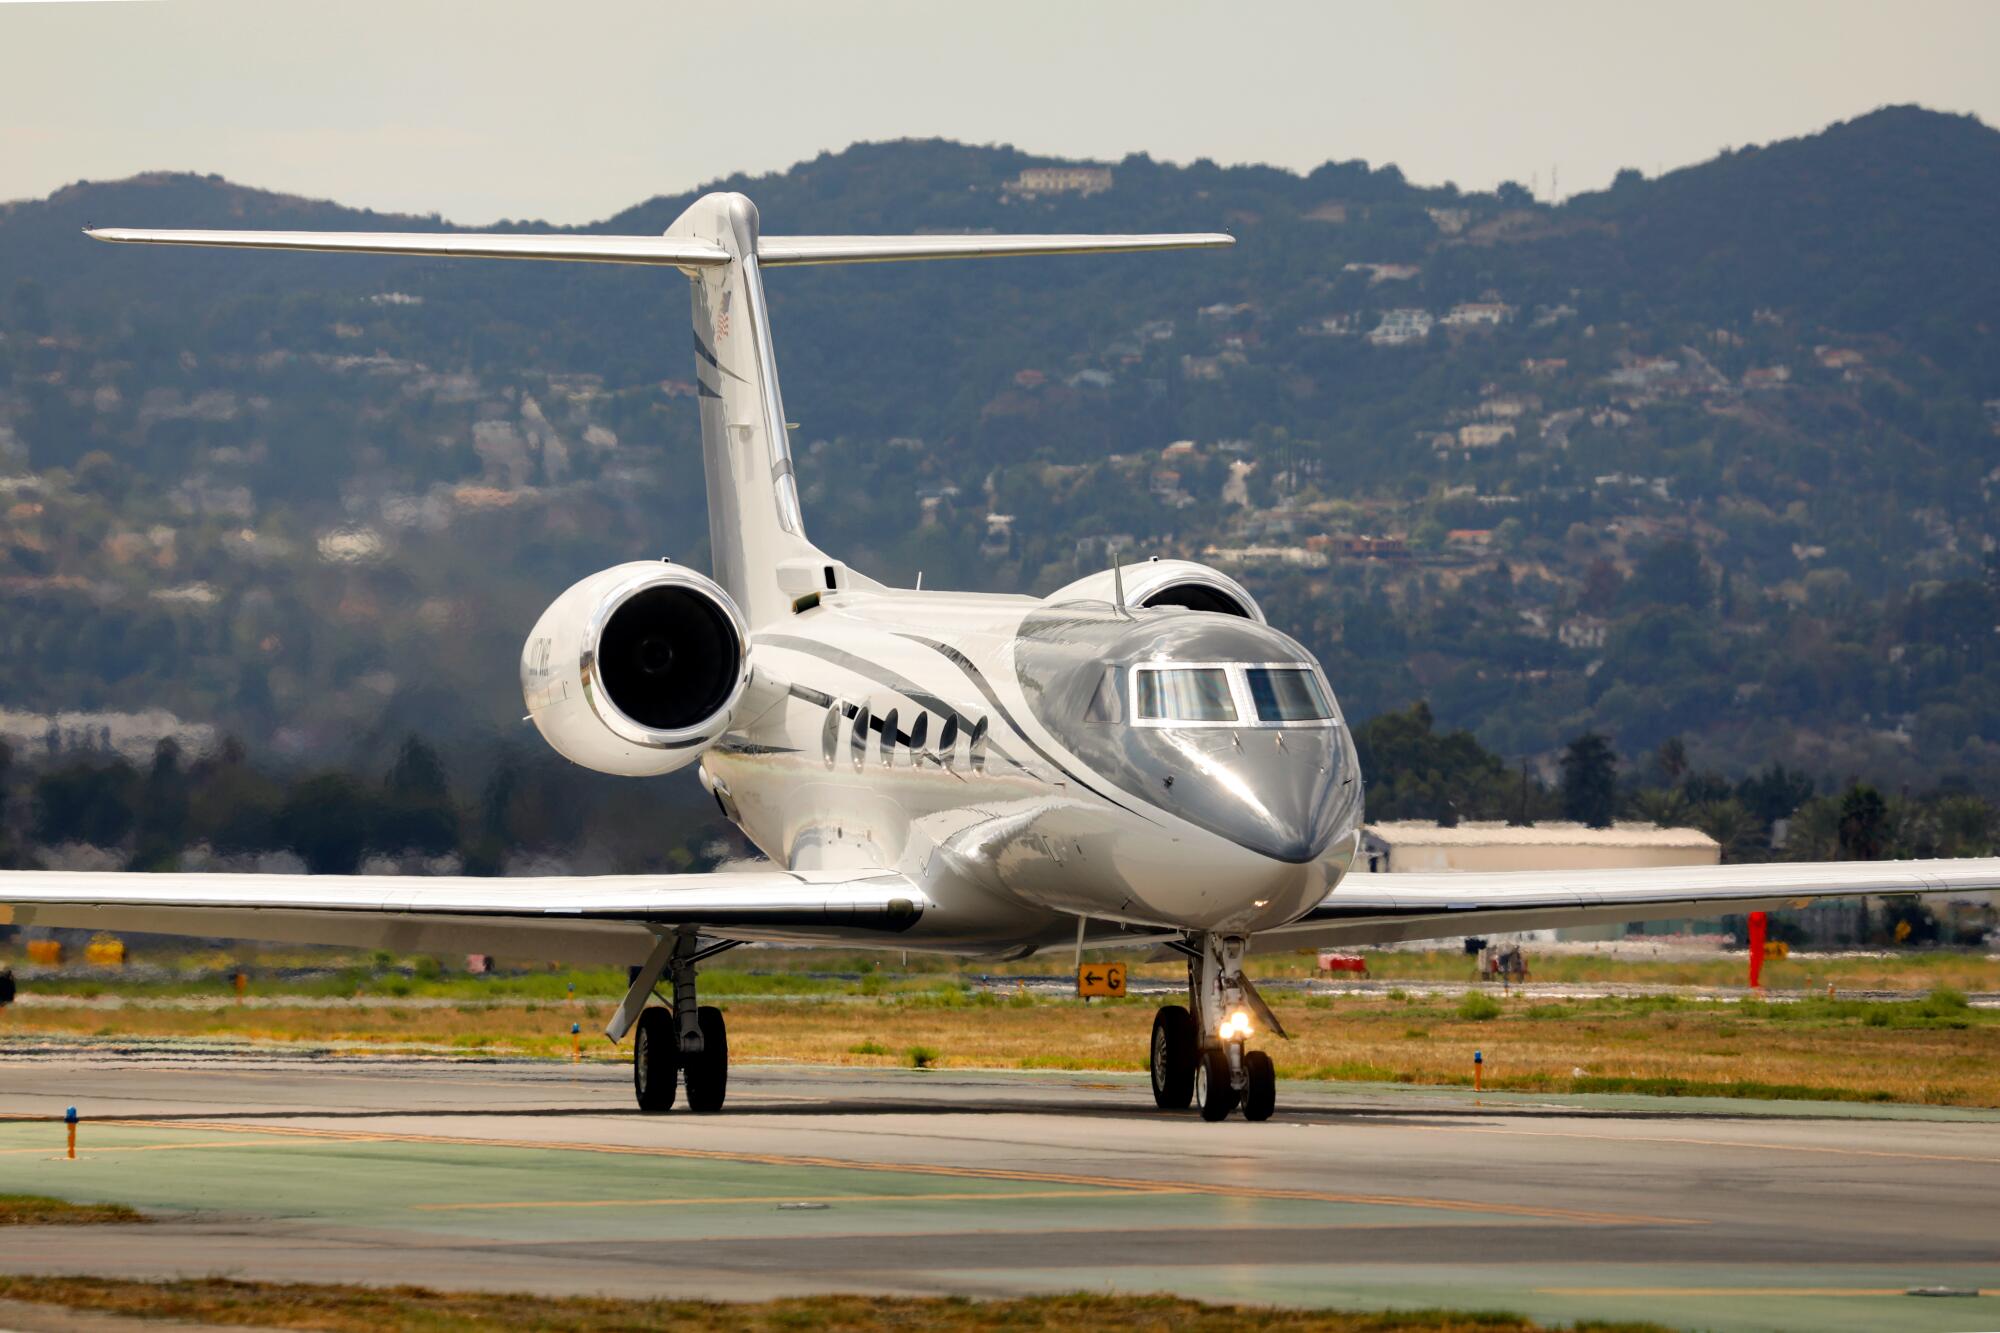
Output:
top-left (0, 1276), bottom-right (1676, 1332)
top-left (0, 1195), bottom-right (145, 1226)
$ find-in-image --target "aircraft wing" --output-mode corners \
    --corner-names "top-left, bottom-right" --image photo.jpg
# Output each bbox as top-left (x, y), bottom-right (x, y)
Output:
top-left (1256, 858), bottom-right (2000, 951)
top-left (0, 867), bottom-right (925, 965)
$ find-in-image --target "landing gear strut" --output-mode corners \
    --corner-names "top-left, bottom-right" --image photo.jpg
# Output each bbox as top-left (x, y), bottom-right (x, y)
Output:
top-left (1148, 932), bottom-right (1278, 1122)
top-left (613, 929), bottom-right (736, 1114)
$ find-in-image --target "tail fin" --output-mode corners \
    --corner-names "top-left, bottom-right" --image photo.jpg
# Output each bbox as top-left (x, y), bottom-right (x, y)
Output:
top-left (88, 202), bottom-right (1233, 625)
top-left (665, 194), bottom-right (822, 626)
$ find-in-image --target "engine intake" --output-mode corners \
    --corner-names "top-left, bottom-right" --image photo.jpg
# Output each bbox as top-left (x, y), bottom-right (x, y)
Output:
top-left (1043, 558), bottom-right (1265, 623)
top-left (522, 561), bottom-right (749, 776)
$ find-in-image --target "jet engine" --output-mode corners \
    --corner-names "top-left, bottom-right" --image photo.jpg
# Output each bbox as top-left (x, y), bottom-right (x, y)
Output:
top-left (520, 561), bottom-right (750, 777)
top-left (1045, 558), bottom-right (1265, 622)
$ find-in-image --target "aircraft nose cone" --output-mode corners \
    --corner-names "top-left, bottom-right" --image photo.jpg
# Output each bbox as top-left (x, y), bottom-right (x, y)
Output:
top-left (1141, 725), bottom-right (1351, 865)
top-left (1232, 736), bottom-right (1346, 864)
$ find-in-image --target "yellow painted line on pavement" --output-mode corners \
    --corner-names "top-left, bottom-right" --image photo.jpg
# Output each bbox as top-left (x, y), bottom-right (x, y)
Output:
top-left (1544, 1280), bottom-right (1984, 1288)
top-left (416, 1188), bottom-right (1169, 1211)
top-left (123, 1119), bottom-right (1702, 1227)
top-left (1411, 1122), bottom-right (2000, 1167)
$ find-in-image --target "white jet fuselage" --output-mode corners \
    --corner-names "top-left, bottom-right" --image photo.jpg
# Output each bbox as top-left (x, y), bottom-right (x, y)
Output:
top-left (706, 584), bottom-right (1366, 957)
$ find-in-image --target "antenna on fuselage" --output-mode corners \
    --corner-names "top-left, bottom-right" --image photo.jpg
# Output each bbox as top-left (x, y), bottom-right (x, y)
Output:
top-left (1110, 548), bottom-right (1128, 617)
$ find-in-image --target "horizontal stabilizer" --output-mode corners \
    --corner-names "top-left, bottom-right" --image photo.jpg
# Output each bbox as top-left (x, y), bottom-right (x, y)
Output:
top-left (85, 228), bottom-right (1232, 268)
top-left (86, 228), bottom-right (734, 268)
top-left (755, 233), bottom-right (1234, 266)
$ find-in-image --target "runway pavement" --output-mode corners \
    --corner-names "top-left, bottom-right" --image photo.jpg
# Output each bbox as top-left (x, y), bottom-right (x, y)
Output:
top-left (0, 1040), bottom-right (1996, 1332)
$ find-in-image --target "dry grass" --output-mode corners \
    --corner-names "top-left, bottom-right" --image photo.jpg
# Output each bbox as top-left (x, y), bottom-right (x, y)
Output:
top-left (7, 943), bottom-right (1997, 1001)
top-left (0, 1276), bottom-right (1668, 1332)
top-left (0, 1194), bottom-right (144, 1226)
top-left (7, 987), bottom-right (1999, 1106)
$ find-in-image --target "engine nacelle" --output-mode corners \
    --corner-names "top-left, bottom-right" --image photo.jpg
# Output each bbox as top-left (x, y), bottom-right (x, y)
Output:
top-left (520, 561), bottom-right (750, 777)
top-left (1045, 558), bottom-right (1266, 623)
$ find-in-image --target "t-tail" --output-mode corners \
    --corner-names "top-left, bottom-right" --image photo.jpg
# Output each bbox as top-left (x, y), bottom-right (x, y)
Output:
top-left (88, 194), bottom-right (1232, 625)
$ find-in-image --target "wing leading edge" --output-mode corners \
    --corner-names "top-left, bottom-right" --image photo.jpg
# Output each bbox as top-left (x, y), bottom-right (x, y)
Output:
top-left (1260, 858), bottom-right (2000, 951)
top-left (0, 867), bottom-right (925, 965)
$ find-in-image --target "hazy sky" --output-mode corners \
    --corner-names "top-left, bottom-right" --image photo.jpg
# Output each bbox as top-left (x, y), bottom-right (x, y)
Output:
top-left (3, 0), bottom-right (1995, 226)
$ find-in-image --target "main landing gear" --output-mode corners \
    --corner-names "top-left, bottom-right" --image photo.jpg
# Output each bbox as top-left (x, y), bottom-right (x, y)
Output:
top-left (1149, 932), bottom-right (1279, 1122)
top-left (615, 929), bottom-right (736, 1113)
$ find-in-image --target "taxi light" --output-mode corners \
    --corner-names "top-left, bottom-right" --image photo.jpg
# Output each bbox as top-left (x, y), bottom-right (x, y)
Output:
top-left (1217, 1010), bottom-right (1253, 1041)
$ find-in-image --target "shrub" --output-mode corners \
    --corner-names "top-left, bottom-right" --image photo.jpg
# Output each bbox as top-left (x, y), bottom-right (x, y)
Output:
top-left (1923, 985), bottom-right (1971, 1016)
top-left (1457, 991), bottom-right (1503, 1022)
top-left (906, 1045), bottom-right (940, 1069)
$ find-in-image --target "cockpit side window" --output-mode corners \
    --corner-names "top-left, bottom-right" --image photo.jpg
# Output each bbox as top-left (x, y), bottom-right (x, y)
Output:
top-left (1084, 668), bottom-right (1123, 723)
top-left (1134, 667), bottom-right (1238, 722)
top-left (1245, 667), bottom-right (1333, 722)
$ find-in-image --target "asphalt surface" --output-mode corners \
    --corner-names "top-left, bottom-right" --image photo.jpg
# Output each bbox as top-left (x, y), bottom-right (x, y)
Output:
top-left (0, 1041), bottom-right (1996, 1332)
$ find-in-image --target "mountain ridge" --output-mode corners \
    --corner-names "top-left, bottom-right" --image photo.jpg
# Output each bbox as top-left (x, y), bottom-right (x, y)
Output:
top-left (0, 105), bottom-right (1994, 798)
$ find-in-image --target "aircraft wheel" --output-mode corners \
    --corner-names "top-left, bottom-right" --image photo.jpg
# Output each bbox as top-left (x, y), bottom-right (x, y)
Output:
top-left (682, 1005), bottom-right (729, 1113)
top-left (1150, 1005), bottom-right (1197, 1109)
top-left (633, 1007), bottom-right (678, 1112)
top-left (1242, 1049), bottom-right (1276, 1122)
top-left (1195, 1048), bottom-right (1238, 1122)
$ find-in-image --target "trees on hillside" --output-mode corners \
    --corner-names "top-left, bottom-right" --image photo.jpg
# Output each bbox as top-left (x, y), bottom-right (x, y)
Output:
top-left (1559, 733), bottom-right (1618, 828)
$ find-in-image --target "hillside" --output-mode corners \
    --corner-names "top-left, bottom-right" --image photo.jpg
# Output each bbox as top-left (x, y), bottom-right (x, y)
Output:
top-left (0, 106), bottom-right (1996, 799)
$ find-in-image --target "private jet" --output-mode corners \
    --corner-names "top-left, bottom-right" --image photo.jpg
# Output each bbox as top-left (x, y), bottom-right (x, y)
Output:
top-left (4, 192), bottom-right (1996, 1120)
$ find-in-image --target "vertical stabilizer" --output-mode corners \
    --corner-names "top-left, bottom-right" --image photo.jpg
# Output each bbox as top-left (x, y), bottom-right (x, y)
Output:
top-left (666, 193), bottom-right (823, 626)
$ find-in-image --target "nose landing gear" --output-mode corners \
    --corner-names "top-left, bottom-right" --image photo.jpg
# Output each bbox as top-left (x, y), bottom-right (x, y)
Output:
top-left (1148, 932), bottom-right (1278, 1122)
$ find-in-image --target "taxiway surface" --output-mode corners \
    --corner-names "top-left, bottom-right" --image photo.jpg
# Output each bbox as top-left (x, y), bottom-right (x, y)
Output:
top-left (0, 1041), bottom-right (1995, 1332)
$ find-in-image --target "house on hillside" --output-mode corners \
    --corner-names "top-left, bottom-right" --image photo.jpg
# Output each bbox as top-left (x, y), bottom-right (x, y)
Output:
top-left (1368, 309), bottom-right (1433, 345)
top-left (1442, 301), bottom-right (1514, 328)
top-left (1344, 262), bottom-right (1421, 284)
top-left (1006, 166), bottom-right (1113, 197)
top-left (1458, 422), bottom-right (1515, 449)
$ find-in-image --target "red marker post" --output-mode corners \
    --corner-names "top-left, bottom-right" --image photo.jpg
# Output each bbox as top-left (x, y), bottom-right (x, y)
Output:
top-left (1748, 911), bottom-right (1768, 990)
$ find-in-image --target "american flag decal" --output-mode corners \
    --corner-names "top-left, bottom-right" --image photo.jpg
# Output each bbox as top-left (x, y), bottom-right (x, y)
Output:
top-left (717, 290), bottom-right (733, 340)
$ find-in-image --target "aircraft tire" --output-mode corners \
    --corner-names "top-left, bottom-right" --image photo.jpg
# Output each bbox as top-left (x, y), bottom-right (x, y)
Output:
top-left (633, 1007), bottom-right (678, 1112)
top-left (1196, 1048), bottom-right (1238, 1122)
top-left (1242, 1049), bottom-right (1276, 1122)
top-left (1150, 1005), bottom-right (1197, 1109)
top-left (682, 1005), bottom-right (729, 1113)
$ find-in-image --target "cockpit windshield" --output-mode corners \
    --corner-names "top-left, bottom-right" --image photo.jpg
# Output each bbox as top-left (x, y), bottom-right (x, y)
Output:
top-left (1128, 663), bottom-right (1335, 727)
top-left (1135, 667), bottom-right (1237, 722)
top-left (1245, 667), bottom-right (1332, 722)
